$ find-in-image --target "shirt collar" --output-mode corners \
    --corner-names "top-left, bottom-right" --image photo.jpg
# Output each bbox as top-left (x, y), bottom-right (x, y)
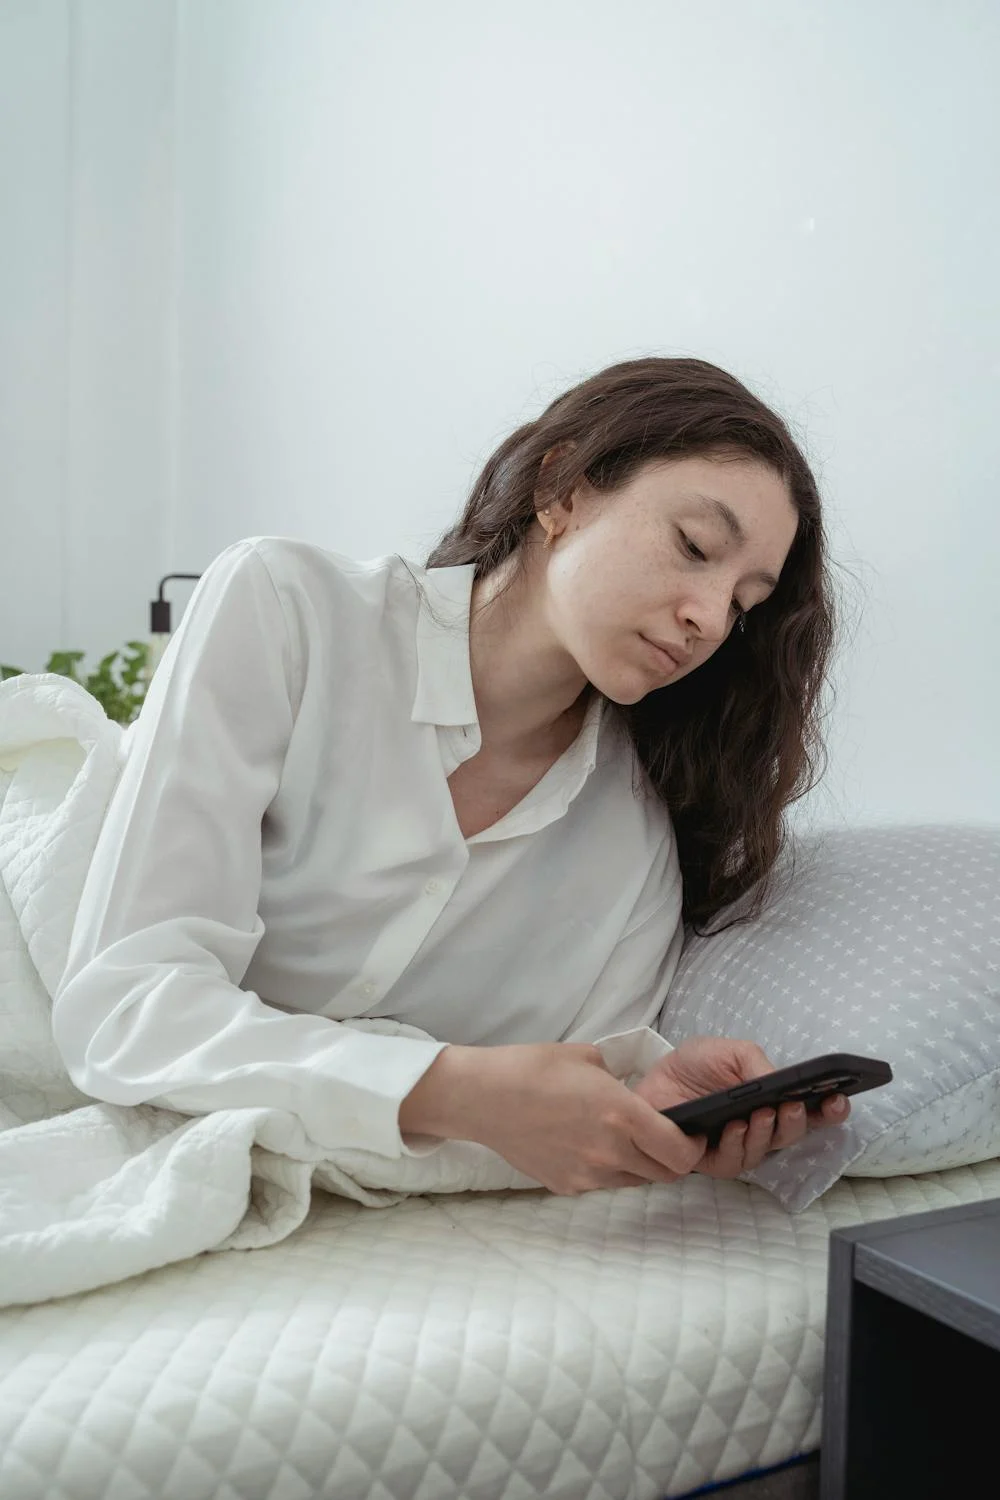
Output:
top-left (470, 689), bottom-right (607, 843)
top-left (408, 561), bottom-right (479, 728)
top-left (406, 557), bottom-right (607, 836)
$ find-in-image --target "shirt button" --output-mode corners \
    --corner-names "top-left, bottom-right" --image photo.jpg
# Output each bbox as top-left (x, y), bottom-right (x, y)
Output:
top-left (360, 981), bottom-right (377, 999)
top-left (424, 879), bottom-right (442, 895)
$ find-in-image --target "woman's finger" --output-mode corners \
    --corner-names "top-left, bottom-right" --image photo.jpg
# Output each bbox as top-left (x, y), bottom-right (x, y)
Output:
top-left (770, 1100), bottom-right (808, 1151)
top-left (814, 1092), bottom-right (850, 1127)
top-left (714, 1120), bottom-right (749, 1176)
top-left (721, 1040), bottom-right (775, 1079)
top-left (740, 1108), bottom-right (778, 1170)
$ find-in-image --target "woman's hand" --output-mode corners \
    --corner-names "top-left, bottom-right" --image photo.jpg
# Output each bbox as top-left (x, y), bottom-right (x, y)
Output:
top-left (631, 1035), bottom-right (851, 1179)
top-left (399, 1041), bottom-right (709, 1195)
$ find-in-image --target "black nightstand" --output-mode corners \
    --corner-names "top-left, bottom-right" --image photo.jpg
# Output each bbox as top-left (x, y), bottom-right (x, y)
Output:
top-left (820, 1195), bottom-right (1000, 1499)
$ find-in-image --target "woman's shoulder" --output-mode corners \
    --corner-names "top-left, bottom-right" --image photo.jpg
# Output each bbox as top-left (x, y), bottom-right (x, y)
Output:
top-left (224, 535), bottom-right (416, 620)
top-left (240, 534), bottom-right (398, 587)
top-left (198, 538), bottom-right (421, 717)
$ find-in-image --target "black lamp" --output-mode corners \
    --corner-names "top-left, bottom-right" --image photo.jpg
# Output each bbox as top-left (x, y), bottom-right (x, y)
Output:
top-left (147, 573), bottom-right (202, 679)
top-left (149, 574), bottom-right (202, 635)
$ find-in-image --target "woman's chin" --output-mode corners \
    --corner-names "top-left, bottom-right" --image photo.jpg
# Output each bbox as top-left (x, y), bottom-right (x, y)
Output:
top-left (588, 667), bottom-right (657, 707)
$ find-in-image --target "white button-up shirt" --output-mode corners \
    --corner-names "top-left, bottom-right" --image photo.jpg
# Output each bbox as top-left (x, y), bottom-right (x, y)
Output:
top-left (54, 538), bottom-right (683, 1158)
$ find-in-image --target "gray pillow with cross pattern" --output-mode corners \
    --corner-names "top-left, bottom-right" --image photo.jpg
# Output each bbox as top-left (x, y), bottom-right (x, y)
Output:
top-left (659, 823), bottom-right (1000, 1212)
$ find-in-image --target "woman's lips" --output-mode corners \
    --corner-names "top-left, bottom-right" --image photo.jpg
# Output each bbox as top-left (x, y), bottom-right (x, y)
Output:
top-left (640, 635), bottom-right (683, 672)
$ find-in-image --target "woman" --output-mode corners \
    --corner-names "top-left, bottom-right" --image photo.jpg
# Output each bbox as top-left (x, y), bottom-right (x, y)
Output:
top-left (53, 356), bottom-right (850, 1198)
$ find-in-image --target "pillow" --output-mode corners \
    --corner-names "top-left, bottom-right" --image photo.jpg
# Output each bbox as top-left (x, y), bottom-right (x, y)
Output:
top-left (659, 823), bottom-right (1000, 1212)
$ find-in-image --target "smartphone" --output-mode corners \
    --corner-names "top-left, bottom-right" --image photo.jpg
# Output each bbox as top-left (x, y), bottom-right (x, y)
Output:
top-left (660, 1052), bottom-right (893, 1148)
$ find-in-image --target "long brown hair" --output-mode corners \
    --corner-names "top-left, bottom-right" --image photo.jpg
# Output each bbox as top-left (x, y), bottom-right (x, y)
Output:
top-left (426, 357), bottom-right (838, 936)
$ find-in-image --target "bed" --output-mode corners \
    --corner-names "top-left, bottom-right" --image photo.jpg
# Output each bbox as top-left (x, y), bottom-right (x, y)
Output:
top-left (3, 1157), bottom-right (999, 1500)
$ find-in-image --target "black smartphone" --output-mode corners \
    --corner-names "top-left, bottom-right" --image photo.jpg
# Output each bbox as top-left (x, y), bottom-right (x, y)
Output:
top-left (660, 1052), bottom-right (893, 1148)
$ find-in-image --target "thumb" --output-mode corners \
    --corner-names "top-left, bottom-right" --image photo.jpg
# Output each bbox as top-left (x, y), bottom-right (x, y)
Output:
top-left (630, 1093), bottom-right (707, 1175)
top-left (724, 1039), bottom-right (775, 1080)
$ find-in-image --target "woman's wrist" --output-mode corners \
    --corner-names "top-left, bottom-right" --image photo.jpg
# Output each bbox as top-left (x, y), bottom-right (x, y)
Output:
top-left (398, 1043), bottom-right (483, 1139)
top-left (398, 1039), bottom-right (607, 1145)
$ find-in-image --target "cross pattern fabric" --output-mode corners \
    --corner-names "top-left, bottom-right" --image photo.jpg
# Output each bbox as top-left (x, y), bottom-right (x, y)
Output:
top-left (661, 824), bottom-right (1000, 1211)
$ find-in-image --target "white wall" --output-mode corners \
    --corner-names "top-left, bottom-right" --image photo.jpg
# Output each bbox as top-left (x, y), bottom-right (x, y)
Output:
top-left (1, 0), bottom-right (180, 670)
top-left (2, 0), bottom-right (998, 831)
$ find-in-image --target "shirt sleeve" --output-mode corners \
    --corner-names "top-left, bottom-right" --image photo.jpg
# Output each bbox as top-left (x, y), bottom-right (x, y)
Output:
top-left (52, 539), bottom-right (447, 1159)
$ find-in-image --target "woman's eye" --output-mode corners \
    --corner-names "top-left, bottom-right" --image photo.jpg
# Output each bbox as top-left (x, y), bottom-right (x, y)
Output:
top-left (680, 532), bottom-right (745, 619)
top-left (680, 532), bottom-right (706, 562)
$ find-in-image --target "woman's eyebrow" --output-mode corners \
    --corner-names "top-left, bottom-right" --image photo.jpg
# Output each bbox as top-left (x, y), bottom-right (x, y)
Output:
top-left (686, 494), bottom-right (779, 590)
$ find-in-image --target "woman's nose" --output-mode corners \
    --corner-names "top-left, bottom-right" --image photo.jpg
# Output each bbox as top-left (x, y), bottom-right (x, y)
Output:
top-left (683, 594), bottom-right (731, 645)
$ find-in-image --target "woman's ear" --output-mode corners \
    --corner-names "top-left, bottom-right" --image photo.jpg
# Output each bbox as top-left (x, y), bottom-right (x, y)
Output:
top-left (534, 441), bottom-right (579, 512)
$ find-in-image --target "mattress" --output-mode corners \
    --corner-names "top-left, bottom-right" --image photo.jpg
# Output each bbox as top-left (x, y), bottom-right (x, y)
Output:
top-left (2, 1158), bottom-right (998, 1500)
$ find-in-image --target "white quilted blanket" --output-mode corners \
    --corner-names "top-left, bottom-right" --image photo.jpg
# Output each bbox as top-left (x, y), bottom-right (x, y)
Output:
top-left (0, 675), bottom-right (579, 1309)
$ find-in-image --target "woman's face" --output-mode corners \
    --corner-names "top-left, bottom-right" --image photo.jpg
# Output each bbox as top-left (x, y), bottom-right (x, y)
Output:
top-left (540, 452), bottom-right (800, 705)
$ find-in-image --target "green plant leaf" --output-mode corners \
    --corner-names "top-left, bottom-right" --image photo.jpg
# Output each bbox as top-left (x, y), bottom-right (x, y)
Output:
top-left (5, 642), bottom-right (149, 722)
top-left (119, 641), bottom-right (149, 689)
top-left (45, 651), bottom-right (85, 682)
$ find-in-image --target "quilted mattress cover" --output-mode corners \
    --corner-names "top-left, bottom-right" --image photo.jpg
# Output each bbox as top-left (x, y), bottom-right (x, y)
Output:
top-left (3, 1158), bottom-right (999, 1500)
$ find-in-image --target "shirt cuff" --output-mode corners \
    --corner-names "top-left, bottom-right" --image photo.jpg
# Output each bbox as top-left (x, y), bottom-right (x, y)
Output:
top-left (303, 1028), bottom-right (448, 1158)
top-left (593, 1025), bottom-right (674, 1088)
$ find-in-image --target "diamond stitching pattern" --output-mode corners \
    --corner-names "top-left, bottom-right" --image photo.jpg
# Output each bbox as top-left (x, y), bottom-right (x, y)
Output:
top-left (3, 1162), bottom-right (1000, 1499)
